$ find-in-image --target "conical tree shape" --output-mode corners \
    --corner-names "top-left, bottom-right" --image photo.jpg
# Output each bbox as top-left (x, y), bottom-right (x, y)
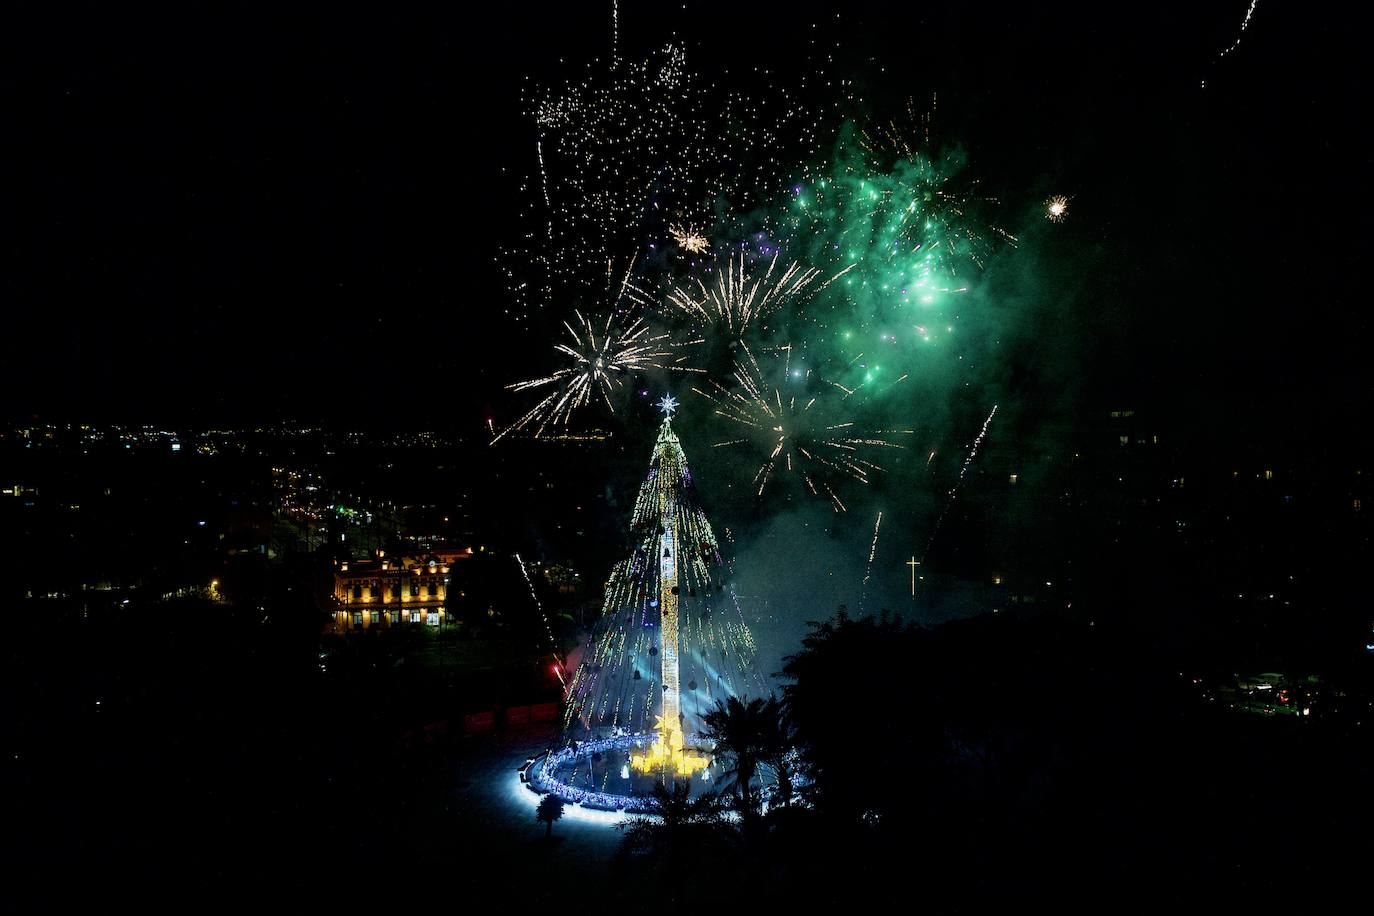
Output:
top-left (563, 414), bottom-right (764, 740)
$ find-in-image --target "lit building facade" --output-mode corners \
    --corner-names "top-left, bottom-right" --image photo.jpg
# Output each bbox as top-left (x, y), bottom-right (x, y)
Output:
top-left (331, 548), bottom-right (470, 631)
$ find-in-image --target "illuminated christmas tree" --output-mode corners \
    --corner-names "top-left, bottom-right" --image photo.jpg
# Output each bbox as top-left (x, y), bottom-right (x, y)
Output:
top-left (563, 394), bottom-right (764, 775)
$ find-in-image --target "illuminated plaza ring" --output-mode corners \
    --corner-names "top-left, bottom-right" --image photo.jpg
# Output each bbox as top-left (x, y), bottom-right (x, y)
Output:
top-left (521, 732), bottom-right (717, 814)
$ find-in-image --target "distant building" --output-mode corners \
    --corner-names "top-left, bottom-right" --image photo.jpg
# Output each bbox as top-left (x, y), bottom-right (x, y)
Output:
top-left (332, 548), bottom-right (471, 631)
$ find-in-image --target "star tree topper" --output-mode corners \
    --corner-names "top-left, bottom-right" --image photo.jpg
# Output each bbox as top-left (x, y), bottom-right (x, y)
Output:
top-left (656, 393), bottom-right (679, 418)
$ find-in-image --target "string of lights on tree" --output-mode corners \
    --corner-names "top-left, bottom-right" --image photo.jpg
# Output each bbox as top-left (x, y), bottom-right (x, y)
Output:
top-left (562, 398), bottom-right (764, 743)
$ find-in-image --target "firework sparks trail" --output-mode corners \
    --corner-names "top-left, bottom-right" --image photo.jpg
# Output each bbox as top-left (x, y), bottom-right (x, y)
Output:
top-left (922, 404), bottom-right (998, 560)
top-left (535, 137), bottom-right (552, 238)
top-left (959, 405), bottom-right (998, 484)
top-left (666, 251), bottom-right (827, 338)
top-left (862, 510), bottom-right (883, 592)
top-left (1217, 0), bottom-right (1260, 60)
top-left (516, 552), bottom-right (566, 689)
top-left (692, 349), bottom-right (903, 508)
top-left (1203, 1), bottom-right (1262, 88)
top-left (493, 285), bottom-right (677, 443)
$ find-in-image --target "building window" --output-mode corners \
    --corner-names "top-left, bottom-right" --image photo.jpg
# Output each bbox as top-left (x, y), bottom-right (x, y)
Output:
top-left (352, 585), bottom-right (362, 600)
top-left (410, 581), bottom-right (419, 597)
top-left (410, 610), bottom-right (421, 624)
top-left (351, 612), bottom-right (362, 627)
top-left (370, 611), bottom-right (380, 625)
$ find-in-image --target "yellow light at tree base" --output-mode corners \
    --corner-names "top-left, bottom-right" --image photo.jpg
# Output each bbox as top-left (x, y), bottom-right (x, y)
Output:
top-left (631, 720), bottom-right (711, 778)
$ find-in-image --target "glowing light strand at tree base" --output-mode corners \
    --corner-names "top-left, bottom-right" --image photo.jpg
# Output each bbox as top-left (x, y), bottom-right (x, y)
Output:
top-left (630, 722), bottom-right (711, 778)
top-left (521, 732), bottom-right (722, 816)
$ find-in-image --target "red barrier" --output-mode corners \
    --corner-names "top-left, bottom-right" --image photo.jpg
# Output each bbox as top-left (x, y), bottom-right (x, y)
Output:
top-left (463, 711), bottom-right (495, 732)
top-left (462, 703), bottom-right (559, 733)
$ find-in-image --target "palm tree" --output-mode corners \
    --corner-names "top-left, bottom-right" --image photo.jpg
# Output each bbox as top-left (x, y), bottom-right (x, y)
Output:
top-left (617, 779), bottom-right (733, 883)
top-left (702, 695), bottom-right (780, 824)
top-left (759, 700), bottom-right (796, 810)
top-left (536, 794), bottom-right (566, 839)
top-left (620, 780), bottom-right (722, 845)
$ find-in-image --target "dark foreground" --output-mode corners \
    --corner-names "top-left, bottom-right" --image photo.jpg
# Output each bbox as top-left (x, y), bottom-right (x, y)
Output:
top-left (9, 599), bottom-right (1373, 909)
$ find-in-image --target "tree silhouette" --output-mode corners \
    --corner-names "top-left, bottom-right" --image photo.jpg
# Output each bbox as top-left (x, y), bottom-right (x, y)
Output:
top-left (758, 698), bottom-right (796, 809)
top-left (617, 779), bottom-right (732, 883)
top-left (781, 609), bottom-right (946, 823)
top-left (536, 794), bottom-right (565, 839)
top-left (702, 695), bottom-right (781, 824)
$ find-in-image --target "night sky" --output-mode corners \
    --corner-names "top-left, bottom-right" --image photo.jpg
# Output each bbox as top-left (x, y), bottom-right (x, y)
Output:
top-left (3, 2), bottom-right (1367, 448)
